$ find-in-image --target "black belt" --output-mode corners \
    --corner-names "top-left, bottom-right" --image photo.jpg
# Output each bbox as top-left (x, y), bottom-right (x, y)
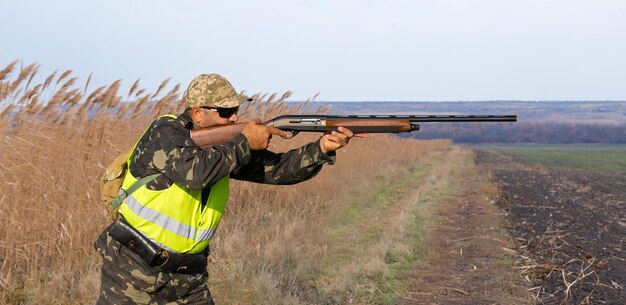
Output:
top-left (108, 219), bottom-right (209, 273)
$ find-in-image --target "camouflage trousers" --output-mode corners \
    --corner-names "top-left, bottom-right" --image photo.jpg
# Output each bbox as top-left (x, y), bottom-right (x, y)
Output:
top-left (94, 225), bottom-right (215, 305)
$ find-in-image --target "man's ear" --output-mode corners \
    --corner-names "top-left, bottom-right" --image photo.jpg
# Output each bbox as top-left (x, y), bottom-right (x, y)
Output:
top-left (189, 106), bottom-right (203, 124)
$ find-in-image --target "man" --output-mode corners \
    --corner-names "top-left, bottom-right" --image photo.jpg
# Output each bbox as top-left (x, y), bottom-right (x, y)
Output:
top-left (94, 74), bottom-right (362, 304)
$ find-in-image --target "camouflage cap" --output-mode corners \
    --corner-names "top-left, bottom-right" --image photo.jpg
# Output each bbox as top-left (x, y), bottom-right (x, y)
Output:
top-left (184, 74), bottom-right (251, 108)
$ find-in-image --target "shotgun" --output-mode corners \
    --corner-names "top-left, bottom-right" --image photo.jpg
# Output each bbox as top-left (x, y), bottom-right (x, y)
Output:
top-left (191, 114), bottom-right (517, 150)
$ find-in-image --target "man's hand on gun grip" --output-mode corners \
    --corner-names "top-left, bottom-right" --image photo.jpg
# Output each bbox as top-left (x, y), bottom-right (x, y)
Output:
top-left (320, 126), bottom-right (368, 155)
top-left (242, 120), bottom-right (292, 150)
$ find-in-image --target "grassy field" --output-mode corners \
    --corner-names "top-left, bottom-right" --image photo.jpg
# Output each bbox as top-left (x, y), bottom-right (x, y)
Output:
top-left (476, 144), bottom-right (626, 174)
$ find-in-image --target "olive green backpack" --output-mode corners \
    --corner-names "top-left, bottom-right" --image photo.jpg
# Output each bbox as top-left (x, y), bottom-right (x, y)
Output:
top-left (99, 148), bottom-right (160, 220)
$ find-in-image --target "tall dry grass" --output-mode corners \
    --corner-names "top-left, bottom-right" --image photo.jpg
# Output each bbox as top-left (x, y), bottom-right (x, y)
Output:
top-left (0, 61), bottom-right (450, 304)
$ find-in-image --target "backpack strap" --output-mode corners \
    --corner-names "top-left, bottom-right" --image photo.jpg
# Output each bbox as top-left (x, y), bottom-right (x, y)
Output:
top-left (110, 173), bottom-right (161, 209)
top-left (111, 115), bottom-right (177, 210)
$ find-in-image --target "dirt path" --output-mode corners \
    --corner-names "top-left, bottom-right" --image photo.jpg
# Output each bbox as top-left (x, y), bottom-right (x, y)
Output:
top-left (300, 144), bottom-right (463, 304)
top-left (402, 149), bottom-right (531, 305)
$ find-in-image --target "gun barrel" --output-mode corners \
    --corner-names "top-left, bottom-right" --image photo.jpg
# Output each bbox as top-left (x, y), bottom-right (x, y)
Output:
top-left (406, 114), bottom-right (517, 122)
top-left (274, 114), bottom-right (517, 123)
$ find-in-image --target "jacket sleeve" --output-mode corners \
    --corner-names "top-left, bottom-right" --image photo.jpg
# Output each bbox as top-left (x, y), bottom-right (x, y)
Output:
top-left (230, 139), bottom-right (336, 184)
top-left (129, 116), bottom-right (252, 190)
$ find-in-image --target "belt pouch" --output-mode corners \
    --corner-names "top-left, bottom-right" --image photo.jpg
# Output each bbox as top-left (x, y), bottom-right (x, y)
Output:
top-left (109, 220), bottom-right (160, 265)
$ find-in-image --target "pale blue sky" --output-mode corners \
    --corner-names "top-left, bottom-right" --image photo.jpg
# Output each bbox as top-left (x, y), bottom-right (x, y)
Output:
top-left (1, 0), bottom-right (625, 101)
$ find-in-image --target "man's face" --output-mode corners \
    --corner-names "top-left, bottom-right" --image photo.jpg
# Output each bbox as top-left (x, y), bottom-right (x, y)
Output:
top-left (191, 106), bottom-right (239, 128)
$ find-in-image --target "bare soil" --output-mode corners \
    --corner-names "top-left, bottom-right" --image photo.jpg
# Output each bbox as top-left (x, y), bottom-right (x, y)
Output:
top-left (476, 151), bottom-right (626, 304)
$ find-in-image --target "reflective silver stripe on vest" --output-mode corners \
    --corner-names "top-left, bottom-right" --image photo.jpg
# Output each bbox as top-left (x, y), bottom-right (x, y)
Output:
top-left (198, 227), bottom-right (218, 242)
top-left (123, 194), bottom-right (218, 242)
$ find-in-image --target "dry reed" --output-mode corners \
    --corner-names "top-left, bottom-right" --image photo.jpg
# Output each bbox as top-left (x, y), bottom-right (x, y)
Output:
top-left (0, 60), bottom-right (448, 304)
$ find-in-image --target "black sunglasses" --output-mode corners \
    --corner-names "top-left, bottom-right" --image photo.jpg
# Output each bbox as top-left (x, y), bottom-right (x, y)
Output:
top-left (200, 106), bottom-right (239, 118)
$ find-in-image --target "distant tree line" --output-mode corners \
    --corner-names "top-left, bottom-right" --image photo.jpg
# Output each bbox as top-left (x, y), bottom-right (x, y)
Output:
top-left (401, 122), bottom-right (626, 143)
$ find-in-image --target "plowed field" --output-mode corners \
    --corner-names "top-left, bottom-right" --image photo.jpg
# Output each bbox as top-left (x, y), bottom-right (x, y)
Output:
top-left (476, 150), bottom-right (625, 304)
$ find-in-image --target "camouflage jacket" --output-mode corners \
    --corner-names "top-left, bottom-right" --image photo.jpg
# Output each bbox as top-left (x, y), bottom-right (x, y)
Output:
top-left (129, 110), bottom-right (335, 193)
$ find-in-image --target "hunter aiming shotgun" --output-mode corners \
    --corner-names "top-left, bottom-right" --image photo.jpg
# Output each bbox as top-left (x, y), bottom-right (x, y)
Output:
top-left (96, 72), bottom-right (518, 304)
top-left (191, 114), bottom-right (517, 150)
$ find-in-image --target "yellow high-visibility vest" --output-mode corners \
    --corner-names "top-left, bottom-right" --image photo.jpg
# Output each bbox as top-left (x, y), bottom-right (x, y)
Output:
top-left (118, 115), bottom-right (230, 254)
